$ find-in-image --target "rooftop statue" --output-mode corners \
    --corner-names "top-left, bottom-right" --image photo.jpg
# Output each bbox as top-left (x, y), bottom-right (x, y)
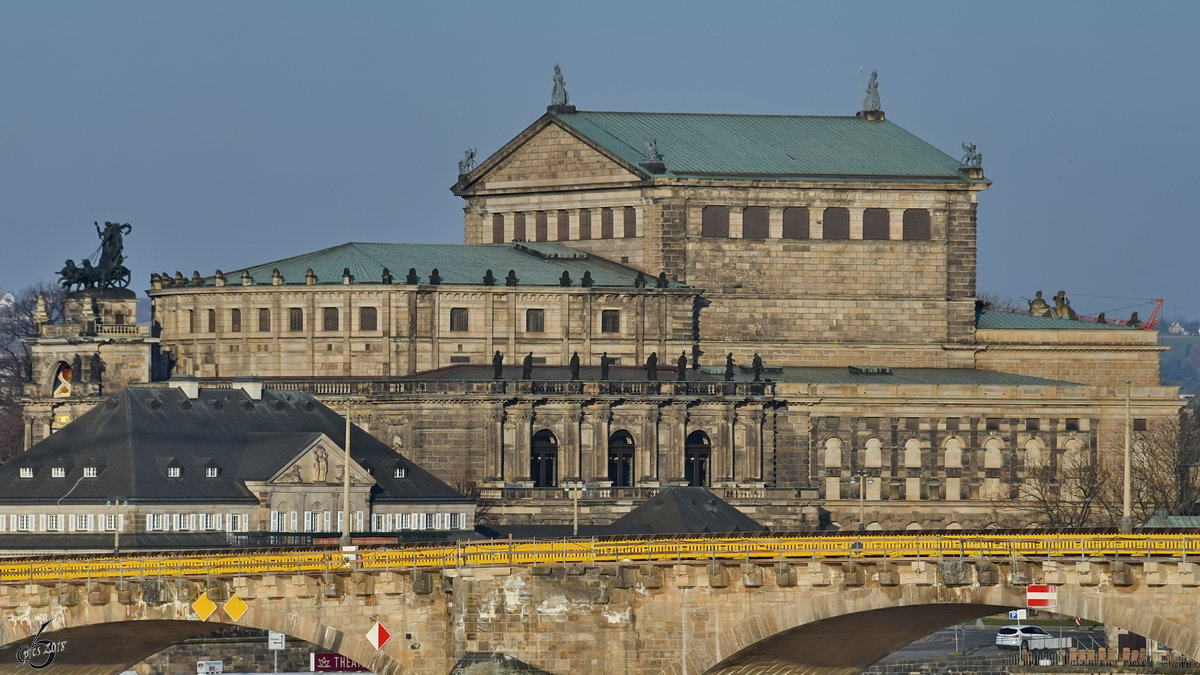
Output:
top-left (960, 143), bottom-right (983, 168)
top-left (551, 64), bottom-right (570, 107)
top-left (58, 221), bottom-right (133, 291)
top-left (1027, 290), bottom-right (1054, 317)
top-left (862, 70), bottom-right (881, 112)
top-left (1053, 290), bottom-right (1078, 320)
top-left (458, 148), bottom-right (477, 176)
top-left (644, 139), bottom-right (662, 164)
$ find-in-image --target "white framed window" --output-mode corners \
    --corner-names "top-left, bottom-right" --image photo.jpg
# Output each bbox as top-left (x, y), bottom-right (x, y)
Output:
top-left (101, 514), bottom-right (118, 531)
top-left (146, 513), bottom-right (165, 531)
top-left (324, 511), bottom-right (331, 531)
top-left (0, 515), bottom-right (5, 532)
top-left (74, 514), bottom-right (93, 532)
top-left (393, 467), bottom-right (406, 478)
top-left (83, 467), bottom-right (98, 478)
top-left (205, 466), bottom-right (219, 478)
top-left (19, 467), bottom-right (33, 479)
top-left (17, 515), bottom-right (34, 531)
top-left (303, 511), bottom-right (313, 532)
top-left (449, 513), bottom-right (462, 530)
top-left (372, 514), bottom-right (386, 532)
top-left (45, 515), bottom-right (64, 532)
top-left (269, 510), bottom-right (280, 531)
top-left (167, 466), bottom-right (181, 478)
top-left (51, 467), bottom-right (66, 478)
top-left (290, 511), bottom-right (298, 531)
top-left (356, 510), bottom-right (363, 531)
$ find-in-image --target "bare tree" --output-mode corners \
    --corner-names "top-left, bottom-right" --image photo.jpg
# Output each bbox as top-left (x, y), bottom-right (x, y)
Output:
top-left (0, 283), bottom-right (65, 462)
top-left (1018, 445), bottom-right (1115, 528)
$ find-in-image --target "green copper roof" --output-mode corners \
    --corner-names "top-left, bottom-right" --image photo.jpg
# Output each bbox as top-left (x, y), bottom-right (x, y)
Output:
top-left (976, 308), bottom-right (1132, 330)
top-left (554, 111), bottom-right (980, 181)
top-left (208, 242), bottom-right (684, 288)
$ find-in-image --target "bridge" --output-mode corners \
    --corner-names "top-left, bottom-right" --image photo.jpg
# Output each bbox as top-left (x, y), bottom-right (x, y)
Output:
top-left (2, 534), bottom-right (1200, 674)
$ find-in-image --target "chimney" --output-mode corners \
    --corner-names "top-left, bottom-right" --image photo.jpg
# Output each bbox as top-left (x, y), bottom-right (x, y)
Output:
top-left (171, 375), bottom-right (199, 399)
top-left (232, 377), bottom-right (263, 400)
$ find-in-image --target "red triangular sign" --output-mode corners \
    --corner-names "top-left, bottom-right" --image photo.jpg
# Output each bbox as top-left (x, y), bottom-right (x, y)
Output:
top-left (366, 621), bottom-right (391, 650)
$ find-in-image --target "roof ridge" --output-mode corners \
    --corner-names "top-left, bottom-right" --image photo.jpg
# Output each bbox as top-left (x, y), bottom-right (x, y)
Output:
top-left (564, 110), bottom-right (868, 120)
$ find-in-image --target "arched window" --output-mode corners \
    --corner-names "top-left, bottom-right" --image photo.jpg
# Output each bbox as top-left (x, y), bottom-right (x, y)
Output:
top-left (902, 209), bottom-right (931, 240)
top-left (984, 438), bottom-right (1002, 469)
top-left (1024, 438), bottom-right (1043, 470)
top-left (685, 431), bottom-right (711, 487)
top-left (52, 361), bottom-right (74, 398)
top-left (864, 437), bottom-right (882, 468)
top-left (531, 430), bottom-right (558, 488)
top-left (822, 207), bottom-right (849, 239)
top-left (903, 438), bottom-right (922, 468)
top-left (944, 437), bottom-right (963, 469)
top-left (608, 430), bottom-right (635, 487)
top-left (862, 208), bottom-right (890, 240)
top-left (824, 437), bottom-right (842, 468)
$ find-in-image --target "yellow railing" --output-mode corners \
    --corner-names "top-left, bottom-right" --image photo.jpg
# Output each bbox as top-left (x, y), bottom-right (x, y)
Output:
top-left (2, 533), bottom-right (1198, 584)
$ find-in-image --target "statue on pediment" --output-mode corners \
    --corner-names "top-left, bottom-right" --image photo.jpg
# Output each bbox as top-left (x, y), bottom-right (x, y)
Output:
top-left (1027, 290), bottom-right (1053, 317)
top-left (314, 447), bottom-right (329, 483)
top-left (862, 70), bottom-right (881, 112)
top-left (458, 148), bottom-right (477, 176)
top-left (551, 64), bottom-right (569, 107)
top-left (279, 466), bottom-right (302, 483)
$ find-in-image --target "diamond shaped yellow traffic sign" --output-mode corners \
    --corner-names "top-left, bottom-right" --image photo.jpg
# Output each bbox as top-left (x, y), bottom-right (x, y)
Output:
top-left (224, 594), bottom-right (248, 622)
top-left (192, 592), bottom-right (217, 621)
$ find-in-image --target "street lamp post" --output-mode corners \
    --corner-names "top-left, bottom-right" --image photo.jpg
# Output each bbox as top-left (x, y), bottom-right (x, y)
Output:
top-left (105, 498), bottom-right (128, 553)
top-left (848, 470), bottom-right (873, 531)
top-left (566, 480), bottom-right (585, 536)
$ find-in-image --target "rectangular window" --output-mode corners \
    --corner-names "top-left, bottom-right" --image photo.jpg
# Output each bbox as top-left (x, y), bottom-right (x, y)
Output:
top-left (45, 515), bottom-right (64, 532)
top-left (1134, 418), bottom-right (1147, 432)
top-left (288, 307), bottom-right (303, 332)
top-left (582, 209), bottom-right (596, 240)
top-left (599, 208), bottom-right (612, 238)
top-left (1065, 418), bottom-right (1080, 432)
top-left (187, 309), bottom-right (195, 333)
top-left (372, 514), bottom-right (386, 532)
top-left (205, 466), bottom-right (219, 478)
top-left (199, 514), bottom-right (216, 531)
top-left (741, 207), bottom-right (769, 238)
top-left (822, 207), bottom-right (850, 239)
top-left (19, 467), bottom-right (32, 478)
top-left (206, 309), bottom-right (217, 332)
top-left (623, 206), bottom-right (637, 238)
top-left (83, 466), bottom-right (98, 478)
top-left (783, 207), bottom-right (809, 239)
top-left (393, 467), bottom-right (406, 479)
top-left (74, 514), bottom-right (92, 531)
top-left (534, 211), bottom-right (548, 241)
top-left (450, 307), bottom-right (469, 332)
top-left (230, 308), bottom-right (241, 333)
top-left (167, 466), bottom-right (181, 478)
top-left (1026, 418), bottom-right (1041, 431)
top-left (322, 307), bottom-right (339, 331)
top-left (146, 514), bottom-right (164, 532)
top-left (986, 418), bottom-right (1000, 431)
top-left (359, 307), bottom-right (377, 331)
top-left (601, 310), bottom-right (620, 333)
top-left (513, 212), bottom-right (526, 240)
top-left (102, 514), bottom-right (117, 531)
top-left (702, 206), bottom-right (730, 237)
top-left (492, 213), bottom-right (505, 243)
top-left (557, 210), bottom-right (570, 241)
top-left (863, 208), bottom-right (890, 240)
top-left (526, 308), bottom-right (545, 333)
top-left (18, 515), bottom-right (33, 531)
top-left (258, 308), bottom-right (271, 332)
top-left (51, 467), bottom-right (65, 478)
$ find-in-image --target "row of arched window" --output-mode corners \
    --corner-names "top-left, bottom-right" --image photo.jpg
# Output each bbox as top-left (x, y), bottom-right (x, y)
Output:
top-left (528, 429), bottom-right (713, 488)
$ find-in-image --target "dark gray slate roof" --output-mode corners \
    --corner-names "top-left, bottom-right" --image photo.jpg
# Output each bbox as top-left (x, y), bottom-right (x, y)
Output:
top-left (606, 487), bottom-right (766, 535)
top-left (0, 386), bottom-right (469, 506)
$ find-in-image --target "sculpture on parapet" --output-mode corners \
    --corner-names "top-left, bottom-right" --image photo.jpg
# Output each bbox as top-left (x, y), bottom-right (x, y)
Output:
top-left (570, 351), bottom-right (581, 380)
top-left (492, 351), bottom-right (504, 379)
top-left (724, 354), bottom-right (735, 382)
top-left (1053, 290), bottom-right (1077, 320)
top-left (677, 351), bottom-right (687, 381)
top-left (522, 352), bottom-right (534, 380)
top-left (862, 70), bottom-right (881, 112)
top-left (506, 270), bottom-right (518, 286)
top-left (58, 221), bottom-right (133, 291)
top-left (644, 140), bottom-right (662, 163)
top-left (1127, 311), bottom-right (1142, 329)
top-left (752, 353), bottom-right (764, 382)
top-left (600, 352), bottom-right (610, 380)
top-left (458, 148), bottom-right (477, 176)
top-left (645, 352), bottom-right (658, 381)
top-left (551, 64), bottom-right (570, 107)
top-left (960, 143), bottom-right (983, 168)
top-left (483, 269), bottom-right (496, 286)
top-left (1028, 290), bottom-right (1054, 317)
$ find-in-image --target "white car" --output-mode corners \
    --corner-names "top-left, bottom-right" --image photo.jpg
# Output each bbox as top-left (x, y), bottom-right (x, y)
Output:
top-left (995, 624), bottom-right (1050, 649)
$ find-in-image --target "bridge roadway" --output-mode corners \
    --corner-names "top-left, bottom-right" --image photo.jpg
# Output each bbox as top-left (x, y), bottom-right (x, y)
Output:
top-left (1, 533), bottom-right (1199, 674)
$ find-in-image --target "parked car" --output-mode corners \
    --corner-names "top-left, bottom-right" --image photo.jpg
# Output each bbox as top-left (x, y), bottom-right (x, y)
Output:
top-left (996, 625), bottom-right (1051, 649)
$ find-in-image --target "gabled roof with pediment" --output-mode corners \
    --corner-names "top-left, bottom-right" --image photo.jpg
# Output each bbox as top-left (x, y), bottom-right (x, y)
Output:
top-left (456, 110), bottom-right (986, 189)
top-left (0, 386), bottom-right (469, 506)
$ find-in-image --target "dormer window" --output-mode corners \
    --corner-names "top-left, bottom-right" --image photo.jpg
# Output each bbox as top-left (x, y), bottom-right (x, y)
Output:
top-left (205, 466), bottom-right (219, 478)
top-left (51, 467), bottom-right (66, 478)
top-left (167, 466), bottom-right (182, 478)
top-left (393, 467), bottom-right (406, 479)
top-left (84, 467), bottom-right (98, 478)
top-left (19, 467), bottom-right (33, 479)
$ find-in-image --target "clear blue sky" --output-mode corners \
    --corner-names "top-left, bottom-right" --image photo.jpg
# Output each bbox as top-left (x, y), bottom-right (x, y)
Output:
top-left (2, 1), bottom-right (1197, 319)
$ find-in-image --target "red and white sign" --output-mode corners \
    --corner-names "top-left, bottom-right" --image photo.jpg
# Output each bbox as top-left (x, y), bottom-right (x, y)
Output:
top-left (1026, 584), bottom-right (1058, 608)
top-left (365, 621), bottom-right (391, 650)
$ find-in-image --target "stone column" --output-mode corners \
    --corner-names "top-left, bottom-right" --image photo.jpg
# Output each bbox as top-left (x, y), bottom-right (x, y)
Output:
top-left (506, 405), bottom-right (533, 483)
top-left (661, 405), bottom-right (688, 480)
top-left (566, 406), bottom-right (583, 479)
top-left (486, 408), bottom-right (505, 480)
top-left (768, 207), bottom-right (784, 239)
top-left (849, 208), bottom-right (864, 240)
top-left (641, 407), bottom-right (660, 484)
top-left (736, 408), bottom-right (764, 482)
top-left (585, 406), bottom-right (612, 481)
